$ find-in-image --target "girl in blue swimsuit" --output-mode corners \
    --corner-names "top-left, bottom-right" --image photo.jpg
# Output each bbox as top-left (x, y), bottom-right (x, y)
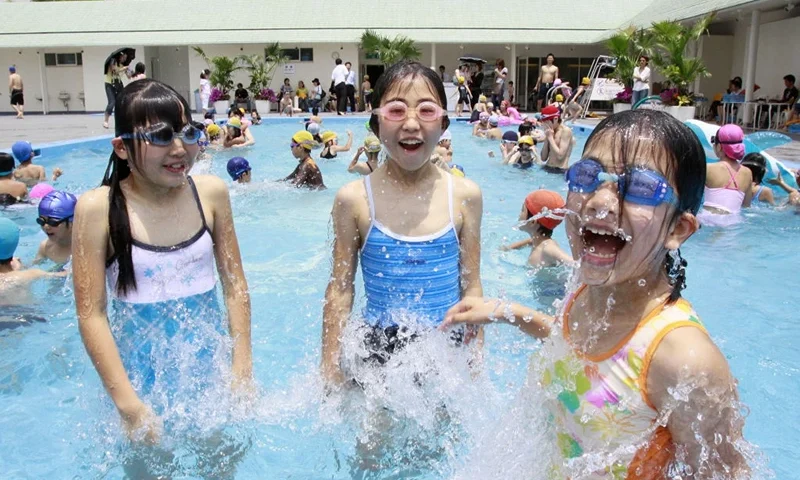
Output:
top-left (321, 61), bottom-right (485, 385)
top-left (72, 79), bottom-right (251, 444)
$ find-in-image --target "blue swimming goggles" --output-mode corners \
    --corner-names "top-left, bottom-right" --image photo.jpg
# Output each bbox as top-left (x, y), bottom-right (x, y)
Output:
top-left (566, 159), bottom-right (675, 207)
top-left (120, 121), bottom-right (204, 146)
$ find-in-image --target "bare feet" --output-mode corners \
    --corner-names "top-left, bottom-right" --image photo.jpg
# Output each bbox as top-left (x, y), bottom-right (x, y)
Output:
top-left (103, 122), bottom-right (109, 129)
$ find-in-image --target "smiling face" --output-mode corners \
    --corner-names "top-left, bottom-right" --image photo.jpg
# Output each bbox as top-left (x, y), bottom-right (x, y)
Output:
top-left (376, 77), bottom-right (446, 171)
top-left (565, 132), bottom-right (683, 286)
top-left (41, 219), bottom-right (72, 243)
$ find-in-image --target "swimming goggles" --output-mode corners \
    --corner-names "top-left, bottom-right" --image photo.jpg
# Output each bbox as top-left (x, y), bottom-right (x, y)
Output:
top-left (37, 216), bottom-right (71, 227)
top-left (373, 101), bottom-right (445, 122)
top-left (120, 122), bottom-right (204, 146)
top-left (566, 159), bottom-right (675, 207)
top-left (518, 144), bottom-right (532, 151)
top-left (710, 135), bottom-right (741, 145)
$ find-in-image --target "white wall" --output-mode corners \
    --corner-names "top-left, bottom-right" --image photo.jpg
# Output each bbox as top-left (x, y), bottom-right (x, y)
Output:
top-left (698, 35), bottom-right (734, 97)
top-left (153, 46), bottom-right (191, 101)
top-left (0, 48), bottom-right (45, 113)
top-left (187, 43), bottom-right (360, 111)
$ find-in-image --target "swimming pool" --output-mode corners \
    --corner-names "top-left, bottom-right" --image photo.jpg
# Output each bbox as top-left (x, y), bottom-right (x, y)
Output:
top-left (0, 117), bottom-right (796, 479)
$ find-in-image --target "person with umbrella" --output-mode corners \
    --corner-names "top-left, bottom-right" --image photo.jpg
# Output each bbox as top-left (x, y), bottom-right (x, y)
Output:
top-left (103, 48), bottom-right (134, 129)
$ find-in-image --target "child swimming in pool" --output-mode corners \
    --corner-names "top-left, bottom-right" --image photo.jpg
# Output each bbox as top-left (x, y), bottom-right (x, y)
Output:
top-left (347, 135), bottom-right (381, 176)
top-left (321, 60), bottom-right (484, 386)
top-left (32, 190), bottom-right (77, 267)
top-left (72, 79), bottom-right (252, 443)
top-left (1, 217), bottom-right (67, 306)
top-left (227, 157), bottom-right (252, 184)
top-left (442, 109), bottom-right (748, 478)
top-left (501, 190), bottom-right (573, 267)
top-left (0, 152), bottom-right (28, 206)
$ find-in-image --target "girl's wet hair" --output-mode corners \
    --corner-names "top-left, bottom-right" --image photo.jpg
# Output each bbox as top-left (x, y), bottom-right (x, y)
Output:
top-left (741, 152), bottom-right (766, 184)
top-left (102, 78), bottom-right (192, 295)
top-left (584, 109), bottom-right (706, 301)
top-left (369, 60), bottom-right (450, 137)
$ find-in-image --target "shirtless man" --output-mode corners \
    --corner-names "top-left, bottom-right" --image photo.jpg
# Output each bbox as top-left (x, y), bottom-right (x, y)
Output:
top-left (11, 141), bottom-right (62, 187)
top-left (534, 53), bottom-right (559, 112)
top-left (8, 66), bottom-right (23, 119)
top-left (539, 105), bottom-right (573, 174)
top-left (0, 153), bottom-right (28, 206)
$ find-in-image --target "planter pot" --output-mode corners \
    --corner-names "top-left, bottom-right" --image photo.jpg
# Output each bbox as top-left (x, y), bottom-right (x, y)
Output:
top-left (613, 103), bottom-right (632, 114)
top-left (213, 100), bottom-right (230, 114)
top-left (254, 100), bottom-right (270, 114)
top-left (665, 105), bottom-right (696, 122)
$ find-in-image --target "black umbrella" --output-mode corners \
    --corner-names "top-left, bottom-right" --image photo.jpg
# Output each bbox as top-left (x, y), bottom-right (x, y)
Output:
top-left (104, 47), bottom-right (136, 75)
top-left (458, 55), bottom-right (485, 64)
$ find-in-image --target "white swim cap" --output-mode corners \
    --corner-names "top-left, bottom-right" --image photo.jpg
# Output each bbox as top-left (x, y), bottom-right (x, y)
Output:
top-left (307, 122), bottom-right (321, 135)
top-left (439, 129), bottom-right (452, 142)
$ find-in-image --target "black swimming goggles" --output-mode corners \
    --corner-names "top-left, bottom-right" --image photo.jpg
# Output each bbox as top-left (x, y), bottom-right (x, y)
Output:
top-left (120, 122), bottom-right (205, 146)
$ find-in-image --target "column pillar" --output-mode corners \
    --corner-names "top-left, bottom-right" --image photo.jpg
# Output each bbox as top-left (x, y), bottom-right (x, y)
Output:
top-left (743, 10), bottom-right (761, 124)
top-left (693, 37), bottom-right (704, 94)
top-left (510, 44), bottom-right (517, 103)
top-left (431, 43), bottom-right (437, 71)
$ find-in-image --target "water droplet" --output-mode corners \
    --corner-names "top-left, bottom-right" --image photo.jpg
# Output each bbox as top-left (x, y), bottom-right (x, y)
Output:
top-left (638, 279), bottom-right (647, 287)
top-left (714, 432), bottom-right (723, 445)
top-left (381, 246), bottom-right (387, 253)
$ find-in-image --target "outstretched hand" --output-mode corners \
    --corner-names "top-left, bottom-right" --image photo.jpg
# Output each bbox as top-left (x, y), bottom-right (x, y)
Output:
top-left (439, 297), bottom-right (508, 330)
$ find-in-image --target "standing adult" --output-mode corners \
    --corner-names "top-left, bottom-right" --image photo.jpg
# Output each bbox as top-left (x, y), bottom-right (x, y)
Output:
top-left (103, 51), bottom-right (130, 129)
top-left (8, 66), bottom-right (23, 120)
top-left (438, 65), bottom-right (451, 83)
top-left (345, 62), bottom-right (357, 113)
top-left (492, 59), bottom-right (508, 108)
top-left (199, 71), bottom-right (211, 114)
top-left (470, 62), bottom-right (485, 110)
top-left (534, 53), bottom-right (559, 112)
top-left (331, 58), bottom-right (348, 116)
top-left (631, 55), bottom-right (651, 106)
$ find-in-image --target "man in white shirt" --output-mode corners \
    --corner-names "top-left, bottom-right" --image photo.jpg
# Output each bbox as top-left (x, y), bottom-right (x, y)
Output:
top-left (331, 59), bottom-right (349, 116)
top-left (345, 62), bottom-right (357, 113)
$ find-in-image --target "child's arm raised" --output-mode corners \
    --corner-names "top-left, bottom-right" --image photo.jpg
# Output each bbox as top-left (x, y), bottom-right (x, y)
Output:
top-left (334, 130), bottom-right (353, 154)
top-left (441, 297), bottom-right (552, 339)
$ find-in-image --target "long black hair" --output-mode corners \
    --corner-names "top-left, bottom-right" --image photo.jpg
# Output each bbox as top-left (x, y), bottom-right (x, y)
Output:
top-left (584, 109), bottom-right (706, 300)
top-left (741, 152), bottom-right (766, 185)
top-left (368, 60), bottom-right (450, 137)
top-left (102, 78), bottom-right (192, 295)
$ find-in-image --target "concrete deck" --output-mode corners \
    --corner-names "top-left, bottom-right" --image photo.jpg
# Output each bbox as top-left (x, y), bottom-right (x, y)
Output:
top-left (2, 113), bottom-right (799, 165)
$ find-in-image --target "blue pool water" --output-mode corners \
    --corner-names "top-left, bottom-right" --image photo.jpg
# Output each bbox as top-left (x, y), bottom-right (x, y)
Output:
top-left (1, 118), bottom-right (797, 478)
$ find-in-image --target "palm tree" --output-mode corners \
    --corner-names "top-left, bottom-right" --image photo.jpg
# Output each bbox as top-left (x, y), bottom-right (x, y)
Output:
top-left (237, 43), bottom-right (288, 98)
top-left (192, 47), bottom-right (240, 99)
top-left (650, 13), bottom-right (715, 97)
top-left (605, 26), bottom-right (656, 89)
top-left (360, 30), bottom-right (421, 67)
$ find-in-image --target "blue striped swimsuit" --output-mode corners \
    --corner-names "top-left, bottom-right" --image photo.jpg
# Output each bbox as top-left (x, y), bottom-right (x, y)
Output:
top-left (360, 175), bottom-right (461, 330)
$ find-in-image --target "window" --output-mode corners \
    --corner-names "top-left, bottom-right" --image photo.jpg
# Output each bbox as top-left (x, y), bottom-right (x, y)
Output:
top-left (280, 48), bottom-right (314, 62)
top-left (44, 52), bottom-right (82, 67)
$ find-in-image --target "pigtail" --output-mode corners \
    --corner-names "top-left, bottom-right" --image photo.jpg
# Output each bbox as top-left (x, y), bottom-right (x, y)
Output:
top-left (665, 249), bottom-right (688, 302)
top-left (103, 151), bottom-right (137, 295)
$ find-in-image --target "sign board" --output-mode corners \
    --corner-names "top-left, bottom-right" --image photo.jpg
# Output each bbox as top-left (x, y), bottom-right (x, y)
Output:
top-left (590, 78), bottom-right (625, 101)
top-left (283, 64), bottom-right (295, 75)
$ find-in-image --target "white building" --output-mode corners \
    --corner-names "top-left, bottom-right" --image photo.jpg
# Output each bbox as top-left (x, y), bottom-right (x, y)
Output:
top-left (0, 0), bottom-right (798, 114)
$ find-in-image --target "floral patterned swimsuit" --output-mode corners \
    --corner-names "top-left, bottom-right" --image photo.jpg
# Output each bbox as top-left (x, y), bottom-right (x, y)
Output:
top-left (540, 285), bottom-right (707, 479)
top-left (106, 177), bottom-right (228, 416)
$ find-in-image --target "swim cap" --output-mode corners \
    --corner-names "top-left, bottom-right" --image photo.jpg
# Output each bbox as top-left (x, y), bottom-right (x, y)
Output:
top-left (555, 94), bottom-right (564, 102)
top-left (226, 157), bottom-right (251, 180)
top-left (203, 118), bottom-right (214, 126)
top-left (525, 190), bottom-right (566, 230)
top-left (38, 190), bottom-right (78, 220)
top-left (306, 122), bottom-right (321, 135)
top-left (519, 135), bottom-right (534, 146)
top-left (581, 77), bottom-right (591, 86)
top-left (457, 76), bottom-right (465, 84)
top-left (553, 79), bottom-right (562, 87)
top-left (479, 112), bottom-right (490, 121)
top-left (364, 135), bottom-right (382, 153)
top-left (9, 66), bottom-right (15, 73)
top-left (310, 115), bottom-right (322, 125)
top-left (0, 217), bottom-right (20, 261)
top-left (540, 105), bottom-right (561, 120)
top-left (479, 95), bottom-right (487, 103)
top-left (321, 131), bottom-right (337, 144)
top-left (292, 130), bottom-right (317, 150)
top-left (11, 141), bottom-right (37, 163)
top-left (502, 131), bottom-right (519, 143)
top-left (714, 124), bottom-right (745, 161)
top-left (206, 124), bottom-right (221, 137)
top-left (29, 183), bottom-right (55, 200)
top-left (0, 153), bottom-right (14, 176)
top-left (227, 117), bottom-right (242, 130)
top-left (488, 115), bottom-right (499, 126)
top-left (450, 164), bottom-right (465, 177)
top-left (439, 129), bottom-right (452, 142)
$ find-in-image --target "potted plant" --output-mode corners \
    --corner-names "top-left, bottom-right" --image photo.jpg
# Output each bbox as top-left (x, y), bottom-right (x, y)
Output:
top-left (193, 47), bottom-right (240, 113)
top-left (360, 29), bottom-right (421, 66)
top-left (613, 87), bottom-right (634, 114)
top-left (605, 27), bottom-right (655, 113)
top-left (650, 14), bottom-right (714, 121)
top-left (238, 44), bottom-right (288, 114)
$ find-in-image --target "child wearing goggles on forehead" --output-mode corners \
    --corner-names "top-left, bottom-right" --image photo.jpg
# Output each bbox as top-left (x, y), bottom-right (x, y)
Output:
top-left (71, 79), bottom-right (251, 446)
top-left (32, 190), bottom-right (77, 267)
top-left (442, 110), bottom-right (749, 478)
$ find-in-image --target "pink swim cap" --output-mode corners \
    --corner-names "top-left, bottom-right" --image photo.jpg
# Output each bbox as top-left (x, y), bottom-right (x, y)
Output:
top-left (715, 124), bottom-right (745, 161)
top-left (29, 183), bottom-right (54, 199)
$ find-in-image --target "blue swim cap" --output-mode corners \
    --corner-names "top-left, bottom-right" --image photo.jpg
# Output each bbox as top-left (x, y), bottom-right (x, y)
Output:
top-left (502, 131), bottom-right (519, 142)
top-left (38, 191), bottom-right (78, 220)
top-left (11, 141), bottom-right (36, 163)
top-left (0, 217), bottom-right (20, 261)
top-left (226, 157), bottom-right (251, 180)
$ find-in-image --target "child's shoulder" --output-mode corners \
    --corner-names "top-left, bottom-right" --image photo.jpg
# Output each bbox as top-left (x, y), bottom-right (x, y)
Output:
top-left (75, 186), bottom-right (110, 216)
top-left (190, 174), bottom-right (228, 200)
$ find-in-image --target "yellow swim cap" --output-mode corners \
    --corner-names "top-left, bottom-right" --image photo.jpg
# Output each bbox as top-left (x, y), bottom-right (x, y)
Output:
top-left (519, 135), bottom-right (534, 146)
top-left (479, 94), bottom-right (487, 102)
top-left (581, 77), bottom-right (591, 86)
top-left (364, 135), bottom-right (381, 153)
top-left (292, 130), bottom-right (317, 150)
top-left (206, 124), bottom-right (221, 137)
top-left (458, 76), bottom-right (465, 84)
top-left (227, 117), bottom-right (242, 129)
top-left (321, 131), bottom-right (337, 144)
top-left (555, 94), bottom-right (564, 102)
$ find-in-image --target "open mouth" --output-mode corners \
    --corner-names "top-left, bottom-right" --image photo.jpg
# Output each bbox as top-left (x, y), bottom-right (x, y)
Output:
top-left (580, 225), bottom-right (629, 267)
top-left (164, 162), bottom-right (187, 174)
top-left (398, 139), bottom-right (424, 152)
